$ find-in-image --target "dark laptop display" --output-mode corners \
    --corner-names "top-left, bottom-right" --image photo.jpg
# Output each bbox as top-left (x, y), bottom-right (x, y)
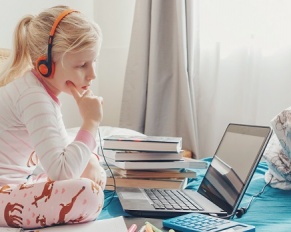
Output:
top-left (116, 123), bottom-right (272, 218)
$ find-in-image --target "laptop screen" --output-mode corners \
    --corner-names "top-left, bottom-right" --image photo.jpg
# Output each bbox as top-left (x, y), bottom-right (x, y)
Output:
top-left (197, 124), bottom-right (271, 215)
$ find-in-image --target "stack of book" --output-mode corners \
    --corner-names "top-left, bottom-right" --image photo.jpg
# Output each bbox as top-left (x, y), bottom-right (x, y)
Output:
top-left (105, 167), bottom-right (196, 190)
top-left (101, 134), bottom-right (208, 190)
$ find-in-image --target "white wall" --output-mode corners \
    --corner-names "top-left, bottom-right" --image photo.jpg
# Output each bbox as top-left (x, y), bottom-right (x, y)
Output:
top-left (0, 0), bottom-right (135, 128)
top-left (94, 0), bottom-right (135, 127)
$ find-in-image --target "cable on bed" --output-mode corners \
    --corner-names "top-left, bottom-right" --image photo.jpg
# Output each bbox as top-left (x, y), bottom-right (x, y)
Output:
top-left (234, 174), bottom-right (274, 218)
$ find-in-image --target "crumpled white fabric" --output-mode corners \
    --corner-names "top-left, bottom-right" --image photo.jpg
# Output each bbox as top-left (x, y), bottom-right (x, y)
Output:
top-left (263, 108), bottom-right (291, 190)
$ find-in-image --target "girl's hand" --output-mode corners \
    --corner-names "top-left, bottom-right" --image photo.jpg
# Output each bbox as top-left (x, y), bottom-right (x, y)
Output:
top-left (67, 81), bottom-right (103, 134)
top-left (81, 154), bottom-right (107, 189)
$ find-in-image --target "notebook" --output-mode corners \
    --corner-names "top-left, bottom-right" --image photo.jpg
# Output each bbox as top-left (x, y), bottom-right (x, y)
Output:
top-left (116, 123), bottom-right (272, 218)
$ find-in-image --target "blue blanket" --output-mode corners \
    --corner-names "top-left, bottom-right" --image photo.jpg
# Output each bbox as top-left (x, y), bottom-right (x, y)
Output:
top-left (99, 159), bottom-right (291, 232)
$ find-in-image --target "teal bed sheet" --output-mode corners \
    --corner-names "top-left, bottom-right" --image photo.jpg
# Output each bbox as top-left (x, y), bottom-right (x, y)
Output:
top-left (99, 158), bottom-right (291, 232)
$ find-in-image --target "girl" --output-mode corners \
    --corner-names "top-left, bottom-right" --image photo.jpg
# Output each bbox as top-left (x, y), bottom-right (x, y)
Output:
top-left (0, 5), bottom-right (106, 229)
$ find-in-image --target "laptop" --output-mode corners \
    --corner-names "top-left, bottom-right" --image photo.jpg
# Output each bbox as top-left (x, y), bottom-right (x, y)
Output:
top-left (116, 123), bottom-right (272, 218)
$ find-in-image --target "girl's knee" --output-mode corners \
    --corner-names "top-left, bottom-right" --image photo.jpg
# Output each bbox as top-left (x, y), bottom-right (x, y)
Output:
top-left (81, 178), bottom-right (104, 196)
top-left (59, 178), bottom-right (104, 222)
top-left (77, 179), bottom-right (104, 219)
top-left (53, 178), bottom-right (104, 208)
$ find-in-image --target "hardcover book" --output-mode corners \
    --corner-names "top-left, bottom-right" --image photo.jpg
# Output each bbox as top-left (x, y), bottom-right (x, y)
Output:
top-left (103, 149), bottom-right (183, 161)
top-left (103, 135), bottom-right (182, 153)
top-left (109, 167), bottom-right (197, 179)
top-left (105, 157), bottom-right (208, 170)
top-left (105, 171), bottom-right (188, 190)
top-left (106, 177), bottom-right (187, 190)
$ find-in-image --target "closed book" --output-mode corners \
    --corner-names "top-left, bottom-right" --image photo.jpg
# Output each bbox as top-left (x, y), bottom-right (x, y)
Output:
top-left (105, 157), bottom-right (208, 170)
top-left (110, 168), bottom-right (197, 179)
top-left (103, 135), bottom-right (182, 153)
top-left (103, 149), bottom-right (183, 161)
top-left (105, 177), bottom-right (187, 190)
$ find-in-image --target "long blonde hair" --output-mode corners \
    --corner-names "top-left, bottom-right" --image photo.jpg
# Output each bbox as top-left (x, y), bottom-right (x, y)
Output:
top-left (0, 5), bottom-right (102, 86)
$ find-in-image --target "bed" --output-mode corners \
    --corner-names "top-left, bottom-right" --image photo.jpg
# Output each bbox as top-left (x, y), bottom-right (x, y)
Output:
top-left (98, 150), bottom-right (291, 231)
top-left (83, 126), bottom-right (290, 231)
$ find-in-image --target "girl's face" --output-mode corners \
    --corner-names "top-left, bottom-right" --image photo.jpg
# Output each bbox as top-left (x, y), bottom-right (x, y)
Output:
top-left (43, 47), bottom-right (98, 96)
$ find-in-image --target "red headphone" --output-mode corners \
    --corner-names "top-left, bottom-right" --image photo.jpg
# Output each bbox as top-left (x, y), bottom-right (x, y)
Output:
top-left (36, 9), bottom-right (77, 78)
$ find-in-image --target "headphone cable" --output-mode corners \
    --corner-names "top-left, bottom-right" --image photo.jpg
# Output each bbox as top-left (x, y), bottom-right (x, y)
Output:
top-left (234, 174), bottom-right (273, 218)
top-left (96, 127), bottom-right (116, 210)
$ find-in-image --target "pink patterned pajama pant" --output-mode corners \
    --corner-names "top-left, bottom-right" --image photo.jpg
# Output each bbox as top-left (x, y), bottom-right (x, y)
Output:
top-left (0, 177), bottom-right (105, 229)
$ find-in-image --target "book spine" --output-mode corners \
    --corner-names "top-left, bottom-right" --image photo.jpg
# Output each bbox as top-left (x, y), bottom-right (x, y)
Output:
top-left (105, 178), bottom-right (183, 190)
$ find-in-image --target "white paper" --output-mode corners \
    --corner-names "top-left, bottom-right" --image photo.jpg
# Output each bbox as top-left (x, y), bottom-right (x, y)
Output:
top-left (23, 216), bottom-right (128, 232)
top-left (0, 228), bottom-right (23, 232)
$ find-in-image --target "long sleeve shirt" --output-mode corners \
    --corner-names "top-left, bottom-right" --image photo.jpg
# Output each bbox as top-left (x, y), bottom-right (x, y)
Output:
top-left (0, 71), bottom-right (96, 185)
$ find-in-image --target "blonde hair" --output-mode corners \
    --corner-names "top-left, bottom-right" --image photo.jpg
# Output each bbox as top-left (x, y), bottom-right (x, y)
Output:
top-left (0, 5), bottom-right (102, 86)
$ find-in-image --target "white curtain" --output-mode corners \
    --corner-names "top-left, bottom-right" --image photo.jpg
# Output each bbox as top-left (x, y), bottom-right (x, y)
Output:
top-left (120, 0), bottom-right (291, 158)
top-left (119, 0), bottom-right (199, 157)
top-left (197, 0), bottom-right (291, 157)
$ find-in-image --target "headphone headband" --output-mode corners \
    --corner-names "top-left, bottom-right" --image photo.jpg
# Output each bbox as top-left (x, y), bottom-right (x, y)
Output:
top-left (36, 9), bottom-right (78, 78)
top-left (50, 9), bottom-right (77, 37)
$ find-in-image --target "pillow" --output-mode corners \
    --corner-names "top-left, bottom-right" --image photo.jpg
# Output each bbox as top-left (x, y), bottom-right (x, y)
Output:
top-left (263, 108), bottom-right (291, 190)
top-left (66, 126), bottom-right (144, 142)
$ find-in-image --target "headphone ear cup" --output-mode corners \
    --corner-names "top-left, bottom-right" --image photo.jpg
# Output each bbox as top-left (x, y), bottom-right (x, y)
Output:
top-left (36, 56), bottom-right (54, 78)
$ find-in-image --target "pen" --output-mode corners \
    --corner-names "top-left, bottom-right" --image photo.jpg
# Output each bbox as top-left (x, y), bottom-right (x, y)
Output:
top-left (128, 223), bottom-right (137, 232)
top-left (145, 221), bottom-right (162, 232)
top-left (145, 223), bottom-right (154, 232)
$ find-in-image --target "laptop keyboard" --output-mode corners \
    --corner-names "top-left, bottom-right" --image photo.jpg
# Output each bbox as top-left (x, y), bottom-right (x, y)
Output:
top-left (144, 189), bottom-right (203, 211)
